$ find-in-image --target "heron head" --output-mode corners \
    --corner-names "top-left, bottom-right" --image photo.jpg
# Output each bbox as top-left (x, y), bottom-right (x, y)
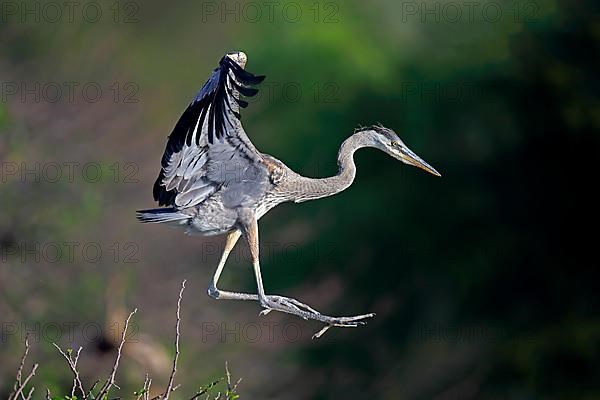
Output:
top-left (357, 125), bottom-right (441, 177)
top-left (226, 51), bottom-right (248, 69)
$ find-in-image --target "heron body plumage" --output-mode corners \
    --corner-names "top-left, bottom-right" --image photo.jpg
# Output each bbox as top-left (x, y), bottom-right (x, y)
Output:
top-left (137, 51), bottom-right (441, 337)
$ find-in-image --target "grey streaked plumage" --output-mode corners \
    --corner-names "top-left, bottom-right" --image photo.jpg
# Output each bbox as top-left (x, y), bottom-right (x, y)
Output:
top-left (137, 52), bottom-right (441, 337)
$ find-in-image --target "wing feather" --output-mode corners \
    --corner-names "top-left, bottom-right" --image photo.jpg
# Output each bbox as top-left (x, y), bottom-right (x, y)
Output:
top-left (152, 54), bottom-right (268, 209)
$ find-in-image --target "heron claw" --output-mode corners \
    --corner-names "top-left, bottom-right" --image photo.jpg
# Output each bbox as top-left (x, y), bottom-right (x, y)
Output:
top-left (259, 308), bottom-right (272, 316)
top-left (312, 325), bottom-right (331, 339)
top-left (311, 313), bottom-right (376, 339)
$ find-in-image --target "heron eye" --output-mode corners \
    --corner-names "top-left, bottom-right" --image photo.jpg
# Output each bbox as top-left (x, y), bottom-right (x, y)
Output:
top-left (391, 141), bottom-right (399, 147)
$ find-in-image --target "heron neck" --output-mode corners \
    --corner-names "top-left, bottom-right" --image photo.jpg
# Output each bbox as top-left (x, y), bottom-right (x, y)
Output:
top-left (292, 133), bottom-right (362, 203)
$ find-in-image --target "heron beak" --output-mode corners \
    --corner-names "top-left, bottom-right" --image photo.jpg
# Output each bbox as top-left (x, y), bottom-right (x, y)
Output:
top-left (397, 145), bottom-right (441, 177)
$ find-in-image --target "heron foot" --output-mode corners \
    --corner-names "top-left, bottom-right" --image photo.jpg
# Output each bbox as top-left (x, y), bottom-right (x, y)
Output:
top-left (259, 295), bottom-right (321, 318)
top-left (259, 295), bottom-right (375, 338)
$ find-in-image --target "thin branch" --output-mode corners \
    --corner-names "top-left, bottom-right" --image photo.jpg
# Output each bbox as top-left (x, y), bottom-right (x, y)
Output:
top-left (163, 280), bottom-right (186, 400)
top-left (11, 364), bottom-right (38, 400)
top-left (136, 374), bottom-right (150, 400)
top-left (52, 344), bottom-right (86, 399)
top-left (225, 362), bottom-right (232, 393)
top-left (72, 347), bottom-right (83, 397)
top-left (231, 378), bottom-right (242, 394)
top-left (9, 334), bottom-right (30, 400)
top-left (224, 362), bottom-right (242, 400)
top-left (150, 385), bottom-right (180, 400)
top-left (87, 380), bottom-right (100, 398)
top-left (24, 386), bottom-right (35, 400)
top-left (189, 378), bottom-right (224, 400)
top-left (144, 377), bottom-right (152, 400)
top-left (9, 335), bottom-right (37, 400)
top-left (97, 308), bottom-right (138, 400)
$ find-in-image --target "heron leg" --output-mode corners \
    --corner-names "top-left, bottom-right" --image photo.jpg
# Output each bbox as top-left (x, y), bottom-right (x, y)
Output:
top-left (207, 230), bottom-right (266, 301)
top-left (207, 230), bottom-right (257, 300)
top-left (207, 230), bottom-right (321, 313)
top-left (240, 212), bottom-right (376, 338)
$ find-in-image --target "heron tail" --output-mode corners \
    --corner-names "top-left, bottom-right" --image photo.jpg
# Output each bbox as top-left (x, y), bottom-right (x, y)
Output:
top-left (136, 208), bottom-right (190, 224)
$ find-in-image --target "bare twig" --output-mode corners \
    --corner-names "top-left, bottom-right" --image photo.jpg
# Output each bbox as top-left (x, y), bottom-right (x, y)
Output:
top-left (163, 280), bottom-right (186, 400)
top-left (87, 379), bottom-right (100, 398)
top-left (225, 362), bottom-right (232, 393)
top-left (136, 374), bottom-right (150, 400)
top-left (189, 378), bottom-right (224, 400)
top-left (136, 373), bottom-right (162, 400)
top-left (224, 362), bottom-right (242, 400)
top-left (9, 334), bottom-right (30, 400)
top-left (72, 347), bottom-right (83, 397)
top-left (231, 378), bottom-right (242, 394)
top-left (96, 308), bottom-right (138, 400)
top-left (191, 363), bottom-right (241, 400)
top-left (150, 385), bottom-right (180, 400)
top-left (52, 344), bottom-right (87, 399)
top-left (24, 386), bottom-right (35, 400)
top-left (9, 335), bottom-right (38, 400)
top-left (10, 364), bottom-right (38, 400)
top-left (144, 377), bottom-right (152, 400)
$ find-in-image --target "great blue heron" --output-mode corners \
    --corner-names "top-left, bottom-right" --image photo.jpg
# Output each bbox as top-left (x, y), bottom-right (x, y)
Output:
top-left (137, 51), bottom-right (440, 338)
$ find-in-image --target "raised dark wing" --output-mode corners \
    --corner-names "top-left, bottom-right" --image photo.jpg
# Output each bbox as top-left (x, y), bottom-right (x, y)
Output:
top-left (153, 53), bottom-right (269, 209)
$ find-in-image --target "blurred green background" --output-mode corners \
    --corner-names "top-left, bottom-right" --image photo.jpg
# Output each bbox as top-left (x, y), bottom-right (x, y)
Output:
top-left (1, 0), bottom-right (599, 398)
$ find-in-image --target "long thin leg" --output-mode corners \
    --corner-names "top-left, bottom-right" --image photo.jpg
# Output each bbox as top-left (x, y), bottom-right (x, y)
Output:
top-left (207, 230), bottom-right (255, 300)
top-left (207, 230), bottom-right (320, 314)
top-left (212, 230), bottom-right (241, 286)
top-left (240, 211), bottom-right (376, 338)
